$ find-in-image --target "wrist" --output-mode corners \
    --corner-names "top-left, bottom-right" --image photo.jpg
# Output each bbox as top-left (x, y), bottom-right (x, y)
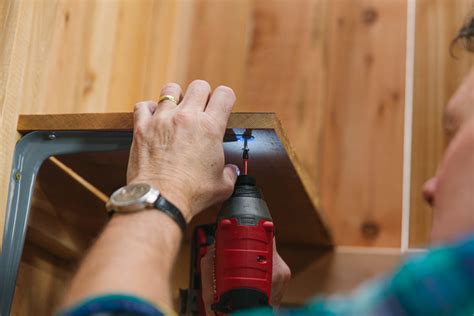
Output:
top-left (128, 178), bottom-right (193, 223)
top-left (109, 209), bottom-right (182, 244)
top-left (158, 189), bottom-right (193, 223)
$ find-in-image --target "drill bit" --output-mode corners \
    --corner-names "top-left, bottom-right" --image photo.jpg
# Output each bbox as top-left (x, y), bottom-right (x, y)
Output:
top-left (243, 137), bottom-right (249, 175)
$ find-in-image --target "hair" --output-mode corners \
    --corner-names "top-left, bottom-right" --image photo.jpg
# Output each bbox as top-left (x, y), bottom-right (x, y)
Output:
top-left (451, 14), bottom-right (474, 55)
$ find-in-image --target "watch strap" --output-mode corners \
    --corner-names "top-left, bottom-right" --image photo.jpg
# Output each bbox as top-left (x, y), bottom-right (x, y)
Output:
top-left (154, 196), bottom-right (187, 234)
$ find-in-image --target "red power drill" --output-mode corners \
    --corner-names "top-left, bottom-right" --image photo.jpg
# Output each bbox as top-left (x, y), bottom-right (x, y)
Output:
top-left (212, 138), bottom-right (274, 313)
top-left (212, 172), bottom-right (274, 313)
top-left (180, 138), bottom-right (274, 315)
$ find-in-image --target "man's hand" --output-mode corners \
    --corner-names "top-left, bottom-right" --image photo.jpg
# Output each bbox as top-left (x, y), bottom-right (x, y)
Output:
top-left (201, 240), bottom-right (291, 315)
top-left (63, 81), bottom-right (239, 309)
top-left (127, 80), bottom-right (239, 222)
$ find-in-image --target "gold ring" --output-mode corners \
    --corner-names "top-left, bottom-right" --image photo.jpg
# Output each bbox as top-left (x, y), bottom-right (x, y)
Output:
top-left (158, 95), bottom-right (178, 105)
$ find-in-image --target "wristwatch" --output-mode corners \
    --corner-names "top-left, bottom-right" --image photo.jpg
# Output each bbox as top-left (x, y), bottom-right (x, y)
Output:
top-left (106, 183), bottom-right (187, 233)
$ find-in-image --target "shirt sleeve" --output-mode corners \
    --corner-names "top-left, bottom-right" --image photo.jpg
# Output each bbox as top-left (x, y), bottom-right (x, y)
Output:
top-left (56, 294), bottom-right (172, 316)
top-left (59, 235), bottom-right (474, 316)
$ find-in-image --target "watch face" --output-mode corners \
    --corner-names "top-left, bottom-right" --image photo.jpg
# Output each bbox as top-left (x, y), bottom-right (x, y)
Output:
top-left (112, 183), bottom-right (151, 205)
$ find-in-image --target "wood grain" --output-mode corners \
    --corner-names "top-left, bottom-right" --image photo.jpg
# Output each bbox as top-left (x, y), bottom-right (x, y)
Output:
top-left (0, 0), bottom-right (27, 246)
top-left (239, 0), bottom-right (329, 195)
top-left (27, 158), bottom-right (108, 260)
top-left (12, 241), bottom-right (74, 316)
top-left (182, 0), bottom-right (251, 98)
top-left (409, 0), bottom-right (474, 247)
top-left (2, 0), bottom-right (409, 251)
top-left (320, 0), bottom-right (407, 247)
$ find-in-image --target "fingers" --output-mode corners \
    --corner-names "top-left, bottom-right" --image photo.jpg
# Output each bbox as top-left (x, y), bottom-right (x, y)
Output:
top-left (270, 238), bottom-right (291, 307)
top-left (206, 85), bottom-right (236, 128)
top-left (157, 83), bottom-right (182, 113)
top-left (134, 101), bottom-right (157, 130)
top-left (180, 80), bottom-right (211, 111)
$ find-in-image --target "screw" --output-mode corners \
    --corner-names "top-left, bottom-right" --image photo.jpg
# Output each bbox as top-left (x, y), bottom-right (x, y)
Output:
top-left (15, 171), bottom-right (21, 182)
top-left (48, 133), bottom-right (56, 140)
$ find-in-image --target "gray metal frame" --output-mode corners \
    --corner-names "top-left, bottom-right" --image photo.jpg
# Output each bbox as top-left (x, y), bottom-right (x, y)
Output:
top-left (0, 131), bottom-right (132, 316)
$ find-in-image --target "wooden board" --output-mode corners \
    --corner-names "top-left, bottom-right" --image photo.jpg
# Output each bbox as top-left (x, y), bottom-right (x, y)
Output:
top-left (0, 0), bottom-right (25, 246)
top-left (319, 0), bottom-right (407, 247)
top-left (410, 0), bottom-right (474, 247)
top-left (18, 112), bottom-right (331, 248)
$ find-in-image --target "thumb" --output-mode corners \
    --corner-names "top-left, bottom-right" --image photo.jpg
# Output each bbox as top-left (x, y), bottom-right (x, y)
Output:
top-left (223, 163), bottom-right (239, 187)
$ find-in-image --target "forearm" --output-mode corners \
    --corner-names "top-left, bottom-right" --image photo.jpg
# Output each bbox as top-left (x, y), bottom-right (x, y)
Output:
top-left (63, 210), bottom-right (182, 309)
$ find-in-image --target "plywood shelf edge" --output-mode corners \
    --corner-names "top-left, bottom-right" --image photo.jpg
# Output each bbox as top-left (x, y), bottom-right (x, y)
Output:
top-left (17, 112), bottom-right (332, 250)
top-left (17, 112), bottom-right (278, 133)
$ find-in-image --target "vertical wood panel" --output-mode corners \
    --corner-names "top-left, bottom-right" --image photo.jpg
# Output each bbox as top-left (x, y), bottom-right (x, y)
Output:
top-left (409, 0), bottom-right (474, 247)
top-left (320, 0), bottom-right (407, 246)
top-left (183, 0), bottom-right (251, 97)
top-left (240, 0), bottom-right (329, 193)
top-left (0, 0), bottom-right (52, 243)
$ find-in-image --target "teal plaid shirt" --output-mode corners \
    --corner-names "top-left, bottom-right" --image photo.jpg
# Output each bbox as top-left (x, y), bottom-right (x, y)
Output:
top-left (60, 235), bottom-right (474, 316)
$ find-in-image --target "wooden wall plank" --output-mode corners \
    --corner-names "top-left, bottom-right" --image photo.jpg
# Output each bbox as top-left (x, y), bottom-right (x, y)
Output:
top-left (240, 0), bottom-right (329, 193)
top-left (0, 0), bottom-right (15, 245)
top-left (320, 0), bottom-right (407, 247)
top-left (183, 0), bottom-right (251, 98)
top-left (409, 0), bottom-right (474, 247)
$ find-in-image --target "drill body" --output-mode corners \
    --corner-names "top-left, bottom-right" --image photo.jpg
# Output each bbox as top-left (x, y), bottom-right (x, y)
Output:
top-left (212, 175), bottom-right (274, 313)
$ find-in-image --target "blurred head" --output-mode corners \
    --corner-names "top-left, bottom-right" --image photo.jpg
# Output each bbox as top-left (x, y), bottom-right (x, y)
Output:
top-left (423, 15), bottom-right (474, 243)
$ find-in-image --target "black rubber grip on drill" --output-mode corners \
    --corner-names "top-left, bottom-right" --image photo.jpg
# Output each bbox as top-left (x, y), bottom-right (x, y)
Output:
top-left (232, 175), bottom-right (262, 199)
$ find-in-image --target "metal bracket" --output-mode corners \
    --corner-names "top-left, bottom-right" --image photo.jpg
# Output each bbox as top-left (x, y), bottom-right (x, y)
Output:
top-left (0, 131), bottom-right (133, 316)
